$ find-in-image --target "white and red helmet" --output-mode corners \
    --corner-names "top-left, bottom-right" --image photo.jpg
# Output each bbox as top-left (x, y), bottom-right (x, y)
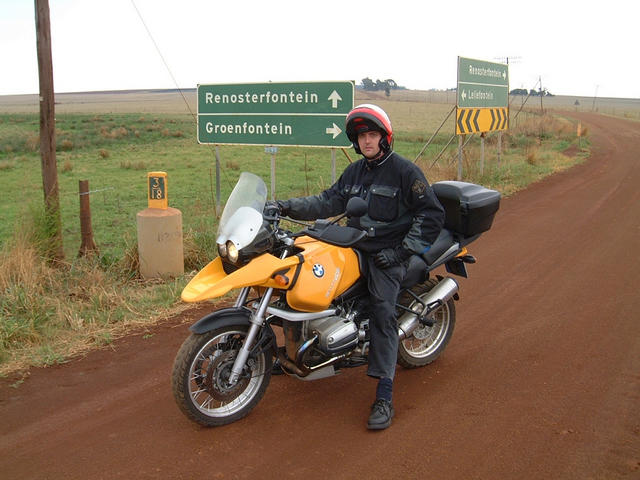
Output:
top-left (345, 104), bottom-right (393, 155)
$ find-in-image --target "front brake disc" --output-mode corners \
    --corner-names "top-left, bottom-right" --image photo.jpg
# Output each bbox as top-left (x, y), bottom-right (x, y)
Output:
top-left (204, 350), bottom-right (250, 402)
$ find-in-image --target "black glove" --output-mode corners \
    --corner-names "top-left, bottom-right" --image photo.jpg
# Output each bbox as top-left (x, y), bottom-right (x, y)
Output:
top-left (372, 246), bottom-right (411, 269)
top-left (263, 201), bottom-right (281, 218)
top-left (277, 200), bottom-right (291, 216)
top-left (263, 200), bottom-right (291, 218)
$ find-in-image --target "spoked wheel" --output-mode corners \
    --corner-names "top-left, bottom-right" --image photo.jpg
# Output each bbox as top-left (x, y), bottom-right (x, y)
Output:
top-left (171, 324), bottom-right (272, 427)
top-left (397, 279), bottom-right (456, 368)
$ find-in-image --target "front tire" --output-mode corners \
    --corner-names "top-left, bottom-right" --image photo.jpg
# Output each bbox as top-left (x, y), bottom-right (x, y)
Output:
top-left (171, 324), bottom-right (272, 427)
top-left (397, 279), bottom-right (456, 368)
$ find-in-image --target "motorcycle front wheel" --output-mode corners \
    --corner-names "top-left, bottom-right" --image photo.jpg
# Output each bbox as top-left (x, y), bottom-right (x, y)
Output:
top-left (171, 324), bottom-right (272, 427)
top-left (397, 278), bottom-right (456, 368)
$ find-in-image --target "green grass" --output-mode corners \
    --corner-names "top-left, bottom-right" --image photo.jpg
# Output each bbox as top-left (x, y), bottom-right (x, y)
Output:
top-left (0, 112), bottom-right (358, 261)
top-left (0, 102), bottom-right (590, 374)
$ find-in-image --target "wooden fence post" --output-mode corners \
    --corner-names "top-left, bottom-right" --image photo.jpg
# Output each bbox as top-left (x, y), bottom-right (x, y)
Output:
top-left (78, 180), bottom-right (98, 257)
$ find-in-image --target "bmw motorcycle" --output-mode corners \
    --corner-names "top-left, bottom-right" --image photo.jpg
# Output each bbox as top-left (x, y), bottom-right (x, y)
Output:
top-left (171, 171), bottom-right (500, 426)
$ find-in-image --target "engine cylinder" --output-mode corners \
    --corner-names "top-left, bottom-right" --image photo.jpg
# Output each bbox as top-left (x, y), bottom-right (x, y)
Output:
top-left (306, 316), bottom-right (358, 354)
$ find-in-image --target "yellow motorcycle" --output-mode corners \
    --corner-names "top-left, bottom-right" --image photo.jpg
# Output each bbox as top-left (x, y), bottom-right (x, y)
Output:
top-left (171, 172), bottom-right (500, 426)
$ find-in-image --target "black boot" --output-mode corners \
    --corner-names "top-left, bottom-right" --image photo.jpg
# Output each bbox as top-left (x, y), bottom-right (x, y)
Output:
top-left (367, 399), bottom-right (394, 430)
top-left (271, 358), bottom-right (284, 375)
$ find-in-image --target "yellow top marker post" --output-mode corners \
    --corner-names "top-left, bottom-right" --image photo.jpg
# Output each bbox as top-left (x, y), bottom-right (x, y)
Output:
top-left (147, 171), bottom-right (168, 209)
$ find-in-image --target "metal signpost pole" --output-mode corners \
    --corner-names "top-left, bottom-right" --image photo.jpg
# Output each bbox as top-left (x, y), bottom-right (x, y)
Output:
top-left (457, 136), bottom-right (464, 181)
top-left (480, 133), bottom-right (485, 177)
top-left (214, 145), bottom-right (221, 215)
top-left (265, 146), bottom-right (278, 200)
top-left (331, 148), bottom-right (336, 184)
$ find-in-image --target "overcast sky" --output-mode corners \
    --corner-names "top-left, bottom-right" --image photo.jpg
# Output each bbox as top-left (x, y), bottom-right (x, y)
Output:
top-left (1, 0), bottom-right (638, 99)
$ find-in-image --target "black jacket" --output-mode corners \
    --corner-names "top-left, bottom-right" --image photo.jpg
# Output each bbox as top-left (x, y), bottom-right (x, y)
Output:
top-left (285, 151), bottom-right (445, 254)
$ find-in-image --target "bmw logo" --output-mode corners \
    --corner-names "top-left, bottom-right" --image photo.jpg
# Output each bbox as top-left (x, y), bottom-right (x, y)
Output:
top-left (312, 264), bottom-right (325, 278)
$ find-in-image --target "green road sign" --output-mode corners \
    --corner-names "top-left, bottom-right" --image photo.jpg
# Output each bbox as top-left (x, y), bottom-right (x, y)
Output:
top-left (197, 81), bottom-right (354, 147)
top-left (457, 57), bottom-right (509, 108)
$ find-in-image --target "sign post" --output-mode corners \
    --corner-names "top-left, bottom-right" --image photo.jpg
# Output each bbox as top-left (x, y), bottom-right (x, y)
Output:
top-left (456, 57), bottom-right (509, 134)
top-left (198, 81), bottom-right (354, 201)
top-left (456, 57), bottom-right (509, 179)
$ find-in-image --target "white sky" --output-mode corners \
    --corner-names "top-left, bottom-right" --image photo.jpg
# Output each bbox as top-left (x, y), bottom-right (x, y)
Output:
top-left (1, 0), bottom-right (638, 99)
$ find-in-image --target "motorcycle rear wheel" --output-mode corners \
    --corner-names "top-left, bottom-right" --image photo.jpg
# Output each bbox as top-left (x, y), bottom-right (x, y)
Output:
top-left (397, 279), bottom-right (456, 368)
top-left (171, 324), bottom-right (272, 427)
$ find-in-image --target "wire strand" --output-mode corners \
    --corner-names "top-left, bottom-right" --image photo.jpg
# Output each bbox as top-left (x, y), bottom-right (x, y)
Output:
top-left (130, 0), bottom-right (196, 123)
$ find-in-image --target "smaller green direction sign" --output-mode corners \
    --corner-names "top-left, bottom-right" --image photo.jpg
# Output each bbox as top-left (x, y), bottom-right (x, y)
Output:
top-left (457, 57), bottom-right (509, 109)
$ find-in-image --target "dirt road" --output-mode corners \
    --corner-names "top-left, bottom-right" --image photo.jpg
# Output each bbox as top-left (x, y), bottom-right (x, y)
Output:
top-left (1, 112), bottom-right (638, 479)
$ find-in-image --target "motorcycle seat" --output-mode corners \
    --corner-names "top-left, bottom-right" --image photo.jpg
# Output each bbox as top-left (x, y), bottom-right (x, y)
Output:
top-left (353, 249), bottom-right (428, 289)
top-left (401, 254), bottom-right (428, 288)
top-left (422, 229), bottom-right (457, 267)
top-left (351, 229), bottom-right (459, 290)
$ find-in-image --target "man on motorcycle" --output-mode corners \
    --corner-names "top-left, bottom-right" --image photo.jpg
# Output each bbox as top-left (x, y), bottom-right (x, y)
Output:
top-left (275, 104), bottom-right (444, 430)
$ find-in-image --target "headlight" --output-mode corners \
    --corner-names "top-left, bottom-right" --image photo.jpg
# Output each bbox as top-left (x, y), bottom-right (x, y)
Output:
top-left (217, 242), bottom-right (227, 257)
top-left (227, 241), bottom-right (239, 263)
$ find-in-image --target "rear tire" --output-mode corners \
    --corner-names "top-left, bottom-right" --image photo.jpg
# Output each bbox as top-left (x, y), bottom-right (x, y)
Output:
top-left (397, 279), bottom-right (456, 368)
top-left (171, 323), bottom-right (272, 427)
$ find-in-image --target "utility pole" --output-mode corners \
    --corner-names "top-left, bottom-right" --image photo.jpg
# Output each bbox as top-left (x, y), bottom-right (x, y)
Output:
top-left (35, 0), bottom-right (64, 259)
top-left (592, 85), bottom-right (599, 111)
top-left (539, 76), bottom-right (544, 114)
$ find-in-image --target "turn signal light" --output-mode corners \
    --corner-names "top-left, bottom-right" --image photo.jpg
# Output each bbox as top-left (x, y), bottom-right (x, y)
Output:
top-left (274, 274), bottom-right (289, 286)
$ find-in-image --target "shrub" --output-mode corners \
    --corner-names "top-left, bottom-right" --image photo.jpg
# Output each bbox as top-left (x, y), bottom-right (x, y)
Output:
top-left (24, 133), bottom-right (39, 152)
top-left (0, 160), bottom-right (15, 170)
top-left (59, 139), bottom-right (74, 151)
top-left (60, 159), bottom-right (73, 172)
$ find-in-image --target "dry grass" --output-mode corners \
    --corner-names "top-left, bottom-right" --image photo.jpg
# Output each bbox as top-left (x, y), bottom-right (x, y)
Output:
top-left (100, 126), bottom-right (129, 139)
top-left (119, 159), bottom-right (147, 170)
top-left (60, 159), bottom-right (73, 172)
top-left (0, 160), bottom-right (15, 170)
top-left (0, 220), bottom-right (187, 375)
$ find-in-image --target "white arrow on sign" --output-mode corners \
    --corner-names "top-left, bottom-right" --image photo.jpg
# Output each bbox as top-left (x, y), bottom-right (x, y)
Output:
top-left (461, 90), bottom-right (467, 101)
top-left (328, 90), bottom-right (342, 109)
top-left (326, 123), bottom-right (342, 139)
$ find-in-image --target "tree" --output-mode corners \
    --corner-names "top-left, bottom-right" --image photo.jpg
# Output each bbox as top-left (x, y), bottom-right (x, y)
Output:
top-left (360, 78), bottom-right (400, 92)
top-left (361, 77), bottom-right (375, 90)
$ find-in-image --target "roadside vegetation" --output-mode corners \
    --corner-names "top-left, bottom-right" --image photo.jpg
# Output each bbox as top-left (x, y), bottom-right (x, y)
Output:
top-left (0, 98), bottom-right (590, 375)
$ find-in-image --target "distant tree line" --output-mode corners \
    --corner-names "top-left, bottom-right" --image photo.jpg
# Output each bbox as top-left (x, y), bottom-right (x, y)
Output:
top-left (360, 78), bottom-right (405, 96)
top-left (510, 88), bottom-right (554, 97)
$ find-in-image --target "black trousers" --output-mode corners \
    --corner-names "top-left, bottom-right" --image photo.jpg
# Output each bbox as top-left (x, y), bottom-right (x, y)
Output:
top-left (364, 255), bottom-right (407, 380)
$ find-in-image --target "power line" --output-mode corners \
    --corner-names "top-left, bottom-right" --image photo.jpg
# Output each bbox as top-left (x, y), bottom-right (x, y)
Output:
top-left (130, 0), bottom-right (195, 122)
top-left (129, 0), bottom-right (236, 209)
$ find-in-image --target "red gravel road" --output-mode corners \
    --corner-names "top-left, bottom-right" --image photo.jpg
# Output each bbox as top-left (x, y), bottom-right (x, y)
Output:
top-left (1, 112), bottom-right (639, 480)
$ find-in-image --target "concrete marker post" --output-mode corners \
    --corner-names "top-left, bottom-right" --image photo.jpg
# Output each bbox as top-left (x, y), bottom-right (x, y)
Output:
top-left (136, 172), bottom-right (184, 279)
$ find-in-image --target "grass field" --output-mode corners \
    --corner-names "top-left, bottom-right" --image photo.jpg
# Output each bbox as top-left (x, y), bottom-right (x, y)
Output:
top-left (0, 88), bottom-right (605, 374)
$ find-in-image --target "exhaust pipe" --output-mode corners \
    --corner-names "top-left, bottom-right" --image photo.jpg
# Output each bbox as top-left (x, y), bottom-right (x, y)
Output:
top-left (398, 277), bottom-right (459, 340)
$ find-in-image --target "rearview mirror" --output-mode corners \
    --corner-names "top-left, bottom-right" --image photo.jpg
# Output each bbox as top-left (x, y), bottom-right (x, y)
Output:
top-left (346, 196), bottom-right (368, 218)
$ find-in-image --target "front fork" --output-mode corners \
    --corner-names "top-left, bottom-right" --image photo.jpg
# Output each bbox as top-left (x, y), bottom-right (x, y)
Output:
top-left (227, 286), bottom-right (275, 384)
top-left (228, 241), bottom-right (292, 384)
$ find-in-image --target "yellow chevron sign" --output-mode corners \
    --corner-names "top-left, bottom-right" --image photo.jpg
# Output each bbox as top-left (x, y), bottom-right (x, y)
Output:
top-left (456, 107), bottom-right (509, 135)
